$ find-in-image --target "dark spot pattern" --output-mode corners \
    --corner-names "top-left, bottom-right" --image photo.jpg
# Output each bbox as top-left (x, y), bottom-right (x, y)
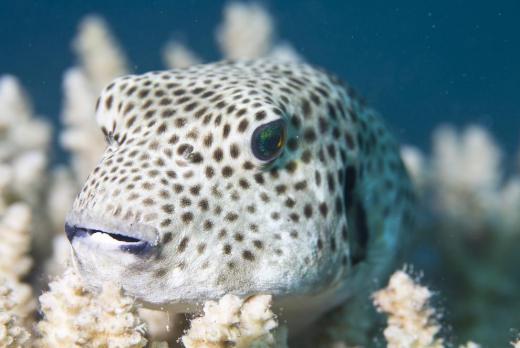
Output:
top-left (71, 59), bottom-right (414, 301)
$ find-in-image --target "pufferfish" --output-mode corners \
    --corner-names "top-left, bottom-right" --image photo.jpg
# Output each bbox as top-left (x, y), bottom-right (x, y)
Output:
top-left (65, 59), bottom-right (413, 335)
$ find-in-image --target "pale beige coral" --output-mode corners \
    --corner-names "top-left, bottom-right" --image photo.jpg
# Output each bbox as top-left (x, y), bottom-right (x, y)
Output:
top-left (163, 41), bottom-right (202, 69)
top-left (0, 203), bottom-right (32, 280)
top-left (46, 166), bottom-right (77, 233)
top-left (60, 68), bottom-right (107, 183)
top-left (373, 270), bottom-right (444, 348)
top-left (401, 145), bottom-right (426, 191)
top-left (431, 125), bottom-right (502, 228)
top-left (36, 267), bottom-right (148, 348)
top-left (0, 277), bottom-right (31, 348)
top-left (403, 125), bottom-right (520, 235)
top-left (217, 3), bottom-right (273, 60)
top-left (459, 342), bottom-right (481, 348)
top-left (513, 339), bottom-right (520, 348)
top-left (181, 294), bottom-right (283, 348)
top-left (0, 182), bottom-right (37, 325)
top-left (43, 234), bottom-right (72, 278)
top-left (0, 75), bottom-right (51, 160)
top-left (267, 43), bottom-right (301, 63)
top-left (61, 16), bottom-right (129, 183)
top-left (0, 76), bottom-right (51, 205)
top-left (73, 15), bottom-right (129, 90)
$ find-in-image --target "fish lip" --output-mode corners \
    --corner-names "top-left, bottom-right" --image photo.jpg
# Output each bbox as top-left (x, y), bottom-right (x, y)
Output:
top-left (65, 223), bottom-right (154, 254)
top-left (65, 212), bottom-right (159, 255)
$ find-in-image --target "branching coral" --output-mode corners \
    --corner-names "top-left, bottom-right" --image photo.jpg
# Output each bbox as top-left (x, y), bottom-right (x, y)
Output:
top-left (216, 3), bottom-right (273, 60)
top-left (0, 75), bottom-right (51, 206)
top-left (0, 2), bottom-right (517, 347)
top-left (0, 203), bottom-right (32, 279)
top-left (0, 204), bottom-right (36, 327)
top-left (163, 42), bottom-right (202, 69)
top-left (0, 277), bottom-right (31, 348)
top-left (372, 270), bottom-right (444, 348)
top-left (73, 16), bottom-right (129, 91)
top-left (400, 125), bottom-right (520, 346)
top-left (36, 267), bottom-right (148, 348)
top-left (61, 16), bottom-right (130, 183)
top-left (181, 294), bottom-right (284, 348)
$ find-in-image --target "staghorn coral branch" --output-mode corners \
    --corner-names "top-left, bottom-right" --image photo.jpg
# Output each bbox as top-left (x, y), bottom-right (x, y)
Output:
top-left (162, 41), bottom-right (202, 69)
top-left (0, 277), bottom-right (31, 348)
top-left (36, 267), bottom-right (148, 348)
top-left (372, 270), bottom-right (444, 348)
top-left (73, 15), bottom-right (129, 90)
top-left (181, 294), bottom-right (285, 348)
top-left (216, 3), bottom-right (274, 60)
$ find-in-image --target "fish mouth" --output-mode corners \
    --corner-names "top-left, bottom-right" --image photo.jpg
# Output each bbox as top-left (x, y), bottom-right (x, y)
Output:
top-left (65, 224), bottom-right (154, 254)
top-left (65, 213), bottom-right (159, 255)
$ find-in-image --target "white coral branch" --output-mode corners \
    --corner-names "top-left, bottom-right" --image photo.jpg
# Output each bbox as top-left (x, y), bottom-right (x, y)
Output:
top-left (372, 270), bottom-right (444, 348)
top-left (36, 267), bottom-right (148, 348)
top-left (73, 15), bottom-right (129, 90)
top-left (181, 294), bottom-right (283, 348)
top-left (0, 278), bottom-right (31, 348)
top-left (0, 203), bottom-right (33, 279)
top-left (163, 41), bottom-right (202, 69)
top-left (217, 3), bottom-right (274, 60)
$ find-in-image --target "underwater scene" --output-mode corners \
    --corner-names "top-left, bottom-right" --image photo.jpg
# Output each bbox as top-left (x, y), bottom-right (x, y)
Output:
top-left (0, 1), bottom-right (519, 347)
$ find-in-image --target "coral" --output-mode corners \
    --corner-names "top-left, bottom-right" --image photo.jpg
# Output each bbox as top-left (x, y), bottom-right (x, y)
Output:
top-left (46, 166), bottom-right (77, 233)
top-left (43, 234), bottom-right (72, 278)
top-left (0, 277), bottom-right (31, 348)
top-left (36, 267), bottom-right (148, 348)
top-left (372, 270), bottom-right (444, 348)
top-left (73, 16), bottom-right (129, 91)
top-left (181, 294), bottom-right (284, 348)
top-left (61, 16), bottom-right (129, 183)
top-left (0, 75), bottom-right (51, 206)
top-left (59, 68), bottom-right (111, 184)
top-left (400, 145), bottom-right (426, 191)
top-left (0, 204), bottom-right (36, 324)
top-left (0, 203), bottom-right (32, 279)
top-left (0, 2), bottom-right (517, 347)
top-left (401, 125), bottom-right (520, 346)
top-left (217, 3), bottom-right (273, 60)
top-left (163, 41), bottom-right (202, 69)
top-left (430, 125), bottom-right (502, 229)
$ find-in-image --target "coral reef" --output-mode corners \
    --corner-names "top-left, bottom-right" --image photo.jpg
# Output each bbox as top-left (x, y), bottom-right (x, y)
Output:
top-left (216, 3), bottom-right (273, 60)
top-left (163, 42), bottom-right (202, 69)
top-left (0, 1), bottom-right (518, 347)
top-left (36, 267), bottom-right (149, 348)
top-left (0, 277), bottom-right (31, 348)
top-left (401, 125), bottom-right (520, 346)
top-left (61, 15), bottom-right (129, 183)
top-left (181, 294), bottom-right (282, 348)
top-left (372, 270), bottom-right (444, 348)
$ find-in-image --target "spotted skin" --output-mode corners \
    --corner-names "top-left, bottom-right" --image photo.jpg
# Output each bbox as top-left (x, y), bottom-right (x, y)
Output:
top-left (66, 60), bottom-right (413, 332)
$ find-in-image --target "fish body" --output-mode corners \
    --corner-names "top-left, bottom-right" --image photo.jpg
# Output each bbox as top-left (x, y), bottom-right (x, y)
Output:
top-left (66, 60), bottom-right (413, 331)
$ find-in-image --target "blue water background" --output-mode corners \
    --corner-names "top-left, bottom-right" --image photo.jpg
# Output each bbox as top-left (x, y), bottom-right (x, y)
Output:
top-left (0, 0), bottom-right (519, 163)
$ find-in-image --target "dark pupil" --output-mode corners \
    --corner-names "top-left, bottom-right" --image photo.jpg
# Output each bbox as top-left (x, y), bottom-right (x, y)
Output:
top-left (252, 120), bottom-right (285, 160)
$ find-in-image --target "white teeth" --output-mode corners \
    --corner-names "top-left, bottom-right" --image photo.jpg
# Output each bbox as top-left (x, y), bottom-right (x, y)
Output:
top-left (90, 231), bottom-right (125, 245)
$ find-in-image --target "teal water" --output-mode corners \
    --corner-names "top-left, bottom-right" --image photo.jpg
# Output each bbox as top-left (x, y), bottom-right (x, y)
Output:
top-left (0, 1), bottom-right (518, 161)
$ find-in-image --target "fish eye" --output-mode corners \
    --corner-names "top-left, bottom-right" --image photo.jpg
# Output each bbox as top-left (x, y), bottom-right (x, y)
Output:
top-left (251, 119), bottom-right (287, 161)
